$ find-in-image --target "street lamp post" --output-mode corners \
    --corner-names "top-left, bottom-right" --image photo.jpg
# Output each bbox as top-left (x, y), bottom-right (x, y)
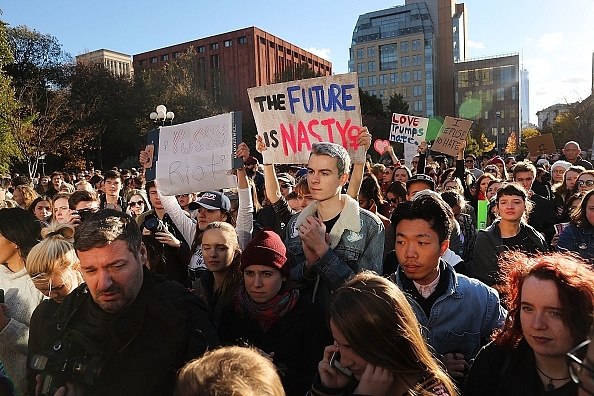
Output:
top-left (149, 105), bottom-right (175, 126)
top-left (495, 111), bottom-right (501, 156)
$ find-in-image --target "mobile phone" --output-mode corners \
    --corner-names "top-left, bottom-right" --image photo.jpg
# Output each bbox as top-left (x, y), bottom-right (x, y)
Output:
top-left (330, 352), bottom-right (352, 377)
top-left (0, 289), bottom-right (4, 304)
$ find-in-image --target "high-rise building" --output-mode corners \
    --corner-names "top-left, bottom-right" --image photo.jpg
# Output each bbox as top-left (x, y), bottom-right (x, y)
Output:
top-left (454, 53), bottom-right (520, 154)
top-left (349, 0), bottom-right (467, 118)
top-left (520, 69), bottom-right (530, 128)
top-left (133, 27), bottom-right (332, 120)
top-left (76, 49), bottom-right (133, 78)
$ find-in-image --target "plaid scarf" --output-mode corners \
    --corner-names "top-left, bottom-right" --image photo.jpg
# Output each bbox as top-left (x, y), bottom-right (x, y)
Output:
top-left (234, 284), bottom-right (299, 331)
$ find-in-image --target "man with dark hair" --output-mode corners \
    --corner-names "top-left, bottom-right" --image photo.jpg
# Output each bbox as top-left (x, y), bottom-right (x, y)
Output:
top-left (387, 192), bottom-right (505, 383)
top-left (28, 210), bottom-right (218, 395)
top-left (100, 170), bottom-right (126, 211)
top-left (68, 190), bottom-right (100, 211)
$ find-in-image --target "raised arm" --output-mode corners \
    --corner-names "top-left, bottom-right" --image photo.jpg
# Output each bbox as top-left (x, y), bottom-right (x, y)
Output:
top-left (416, 141), bottom-right (427, 174)
top-left (346, 127), bottom-right (372, 200)
top-left (255, 134), bottom-right (283, 205)
top-left (235, 142), bottom-right (254, 249)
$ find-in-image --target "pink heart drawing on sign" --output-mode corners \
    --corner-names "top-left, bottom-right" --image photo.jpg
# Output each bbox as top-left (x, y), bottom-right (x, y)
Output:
top-left (374, 139), bottom-right (390, 155)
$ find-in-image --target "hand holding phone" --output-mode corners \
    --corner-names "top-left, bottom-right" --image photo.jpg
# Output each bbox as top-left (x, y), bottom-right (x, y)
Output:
top-left (330, 352), bottom-right (352, 377)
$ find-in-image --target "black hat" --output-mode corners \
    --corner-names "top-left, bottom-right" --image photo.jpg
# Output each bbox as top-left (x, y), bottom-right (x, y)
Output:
top-left (406, 174), bottom-right (435, 191)
top-left (196, 191), bottom-right (231, 211)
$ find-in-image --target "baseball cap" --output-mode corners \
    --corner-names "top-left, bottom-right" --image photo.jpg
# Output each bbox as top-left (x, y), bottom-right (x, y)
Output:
top-left (196, 191), bottom-right (231, 211)
top-left (276, 173), bottom-right (295, 186)
top-left (406, 174), bottom-right (436, 191)
top-left (536, 158), bottom-right (550, 167)
top-left (295, 168), bottom-right (308, 179)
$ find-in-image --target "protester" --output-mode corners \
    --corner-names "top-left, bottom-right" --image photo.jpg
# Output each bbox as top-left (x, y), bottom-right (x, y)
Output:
top-left (218, 228), bottom-right (331, 396)
top-left (28, 195), bottom-right (53, 224)
top-left (28, 210), bottom-right (219, 395)
top-left (576, 170), bottom-right (594, 194)
top-left (465, 252), bottom-right (594, 395)
top-left (472, 183), bottom-right (548, 286)
top-left (175, 346), bottom-right (286, 396)
top-left (0, 208), bottom-right (43, 395)
top-left (556, 189), bottom-right (594, 262)
top-left (12, 185), bottom-right (38, 210)
top-left (566, 325), bottom-right (594, 395)
top-left (310, 272), bottom-right (456, 396)
top-left (125, 188), bottom-right (151, 219)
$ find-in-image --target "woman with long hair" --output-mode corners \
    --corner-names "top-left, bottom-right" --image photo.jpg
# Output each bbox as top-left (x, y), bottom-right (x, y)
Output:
top-left (218, 228), bottom-right (331, 396)
top-left (193, 222), bottom-right (242, 324)
top-left (310, 272), bottom-right (456, 396)
top-left (575, 170), bottom-right (594, 194)
top-left (125, 188), bottom-right (151, 219)
top-left (465, 252), bottom-right (594, 395)
top-left (556, 189), bottom-right (594, 262)
top-left (472, 183), bottom-right (547, 286)
top-left (472, 173), bottom-right (498, 205)
top-left (12, 185), bottom-right (38, 210)
top-left (28, 195), bottom-right (53, 225)
top-left (0, 208), bottom-right (44, 395)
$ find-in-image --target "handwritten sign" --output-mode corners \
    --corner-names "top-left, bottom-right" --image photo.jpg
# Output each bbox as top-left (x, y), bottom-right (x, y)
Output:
top-left (145, 112), bottom-right (243, 196)
top-left (248, 73), bottom-right (364, 164)
top-left (404, 143), bottom-right (418, 170)
top-left (374, 139), bottom-right (390, 155)
top-left (431, 116), bottom-right (473, 156)
top-left (389, 113), bottom-right (428, 146)
top-left (526, 133), bottom-right (556, 156)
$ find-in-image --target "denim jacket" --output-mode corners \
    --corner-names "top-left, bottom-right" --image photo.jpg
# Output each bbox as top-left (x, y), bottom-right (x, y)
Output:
top-left (556, 224), bottom-right (594, 262)
top-left (393, 261), bottom-right (506, 360)
top-left (286, 195), bottom-right (384, 306)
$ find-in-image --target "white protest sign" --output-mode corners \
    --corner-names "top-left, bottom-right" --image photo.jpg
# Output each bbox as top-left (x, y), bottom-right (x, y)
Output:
top-left (431, 116), bottom-right (473, 157)
top-left (389, 113), bottom-right (428, 146)
top-left (248, 73), bottom-right (365, 164)
top-left (404, 143), bottom-right (418, 170)
top-left (152, 113), bottom-right (241, 196)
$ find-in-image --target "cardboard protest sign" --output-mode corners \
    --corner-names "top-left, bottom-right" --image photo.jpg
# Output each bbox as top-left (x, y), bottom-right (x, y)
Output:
top-left (526, 133), bottom-right (556, 156)
top-left (248, 73), bottom-right (364, 164)
top-left (389, 113), bottom-right (428, 146)
top-left (404, 143), bottom-right (418, 169)
top-left (431, 116), bottom-right (473, 157)
top-left (143, 112), bottom-right (243, 196)
top-left (373, 139), bottom-right (390, 155)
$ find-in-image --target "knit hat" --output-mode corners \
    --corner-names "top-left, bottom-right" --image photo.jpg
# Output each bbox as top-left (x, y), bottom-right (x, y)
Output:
top-left (277, 173), bottom-right (295, 186)
top-left (550, 160), bottom-right (571, 172)
top-left (240, 228), bottom-right (290, 278)
top-left (196, 191), bottom-right (231, 211)
top-left (488, 156), bottom-right (505, 167)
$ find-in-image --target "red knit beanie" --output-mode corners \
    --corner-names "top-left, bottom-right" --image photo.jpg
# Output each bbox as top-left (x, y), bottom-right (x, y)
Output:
top-left (240, 228), bottom-right (290, 277)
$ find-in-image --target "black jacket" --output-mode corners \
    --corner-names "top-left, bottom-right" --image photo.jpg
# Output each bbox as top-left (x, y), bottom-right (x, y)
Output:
top-left (28, 268), bottom-right (219, 396)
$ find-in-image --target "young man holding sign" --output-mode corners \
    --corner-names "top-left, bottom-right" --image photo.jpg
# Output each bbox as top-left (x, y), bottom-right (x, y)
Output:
top-left (285, 136), bottom-right (384, 307)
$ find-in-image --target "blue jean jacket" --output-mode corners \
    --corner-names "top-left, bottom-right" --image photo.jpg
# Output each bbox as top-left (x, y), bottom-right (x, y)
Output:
top-left (394, 261), bottom-right (506, 360)
top-left (286, 195), bottom-right (384, 307)
top-left (556, 224), bottom-right (594, 262)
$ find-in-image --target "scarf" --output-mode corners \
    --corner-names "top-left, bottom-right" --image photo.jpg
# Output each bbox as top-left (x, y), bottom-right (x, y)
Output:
top-left (234, 284), bottom-right (299, 332)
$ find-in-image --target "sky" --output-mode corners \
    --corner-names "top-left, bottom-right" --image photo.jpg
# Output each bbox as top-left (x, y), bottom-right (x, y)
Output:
top-left (3, 0), bottom-right (593, 125)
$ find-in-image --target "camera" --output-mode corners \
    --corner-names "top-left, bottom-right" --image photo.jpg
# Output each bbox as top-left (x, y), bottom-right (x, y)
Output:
top-left (74, 208), bottom-right (96, 223)
top-left (30, 340), bottom-right (110, 396)
top-left (143, 214), bottom-right (166, 234)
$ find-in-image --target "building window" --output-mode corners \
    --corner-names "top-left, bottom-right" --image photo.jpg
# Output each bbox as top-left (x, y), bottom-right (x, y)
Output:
top-left (412, 39), bottom-right (421, 51)
top-left (402, 86), bottom-right (410, 97)
top-left (357, 48), bottom-right (365, 59)
top-left (224, 40), bottom-right (232, 47)
top-left (379, 89), bottom-right (387, 99)
top-left (368, 61), bottom-right (376, 72)
top-left (414, 85), bottom-right (423, 96)
top-left (501, 66), bottom-right (515, 83)
top-left (358, 77), bottom-right (366, 87)
top-left (139, 59), bottom-right (146, 66)
top-left (260, 37), bottom-right (266, 45)
top-left (369, 90), bottom-right (377, 97)
top-left (401, 71), bottom-right (410, 83)
top-left (239, 36), bottom-right (248, 44)
top-left (367, 46), bottom-right (376, 57)
top-left (379, 43), bottom-right (398, 70)
top-left (161, 54), bottom-right (169, 61)
top-left (414, 100), bottom-right (423, 112)
top-left (379, 74), bottom-right (388, 85)
top-left (496, 88), bottom-right (505, 101)
top-left (198, 46), bottom-right (205, 53)
top-left (510, 108), bottom-right (516, 117)
top-left (401, 41), bottom-right (409, 52)
top-left (390, 72), bottom-right (398, 84)
top-left (511, 86), bottom-right (517, 100)
top-left (173, 51), bottom-right (180, 59)
top-left (401, 56), bottom-right (410, 68)
top-left (211, 54), bottom-right (220, 68)
top-left (413, 54), bottom-right (422, 66)
top-left (368, 76), bottom-right (377, 86)
top-left (413, 70), bottom-right (422, 81)
top-left (211, 43), bottom-right (219, 50)
top-left (457, 71), bottom-right (469, 88)
top-left (150, 57), bottom-right (157, 64)
top-left (357, 62), bottom-right (365, 73)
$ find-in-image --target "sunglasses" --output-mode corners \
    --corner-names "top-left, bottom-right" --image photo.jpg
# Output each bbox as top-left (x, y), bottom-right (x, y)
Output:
top-left (465, 159), bottom-right (475, 163)
top-left (176, 194), bottom-right (190, 198)
top-left (129, 200), bottom-right (144, 207)
top-left (577, 180), bottom-right (594, 187)
top-left (387, 198), bottom-right (400, 204)
top-left (280, 184), bottom-right (291, 189)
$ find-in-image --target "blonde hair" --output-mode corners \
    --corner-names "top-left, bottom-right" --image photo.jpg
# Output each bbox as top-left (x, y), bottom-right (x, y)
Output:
top-left (174, 346), bottom-right (285, 396)
top-left (26, 223), bottom-right (81, 280)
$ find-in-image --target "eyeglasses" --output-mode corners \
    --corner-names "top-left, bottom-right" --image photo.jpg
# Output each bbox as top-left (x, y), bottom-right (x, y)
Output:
top-left (567, 339), bottom-right (594, 395)
top-left (577, 180), bottom-right (594, 188)
top-left (465, 159), bottom-right (475, 163)
top-left (128, 200), bottom-right (144, 207)
top-left (280, 184), bottom-right (291, 189)
top-left (176, 194), bottom-right (190, 198)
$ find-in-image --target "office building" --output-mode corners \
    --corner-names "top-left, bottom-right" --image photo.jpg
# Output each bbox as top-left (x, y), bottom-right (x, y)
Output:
top-left (454, 53), bottom-right (520, 154)
top-left (76, 49), bottom-right (133, 78)
top-left (520, 69), bottom-right (530, 128)
top-left (349, 0), bottom-right (467, 118)
top-left (133, 27), bottom-right (332, 119)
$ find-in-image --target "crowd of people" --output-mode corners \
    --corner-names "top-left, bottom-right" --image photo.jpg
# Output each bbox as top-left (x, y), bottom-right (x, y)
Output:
top-left (0, 133), bottom-right (594, 395)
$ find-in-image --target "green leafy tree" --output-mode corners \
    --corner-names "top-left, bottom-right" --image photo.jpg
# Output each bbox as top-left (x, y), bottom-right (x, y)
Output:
top-left (520, 127), bottom-right (540, 155)
top-left (465, 119), bottom-right (494, 157)
top-left (0, 16), bottom-right (20, 172)
top-left (386, 93), bottom-right (410, 115)
top-left (274, 63), bottom-right (321, 83)
top-left (552, 99), bottom-right (594, 149)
